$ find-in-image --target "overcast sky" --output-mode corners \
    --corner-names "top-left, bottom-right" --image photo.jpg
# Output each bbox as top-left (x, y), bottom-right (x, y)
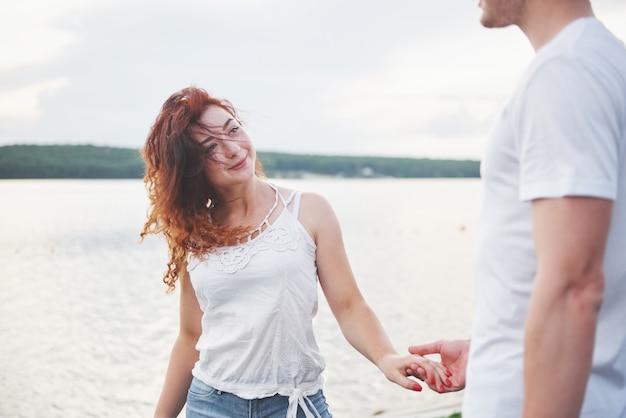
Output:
top-left (1, 0), bottom-right (625, 159)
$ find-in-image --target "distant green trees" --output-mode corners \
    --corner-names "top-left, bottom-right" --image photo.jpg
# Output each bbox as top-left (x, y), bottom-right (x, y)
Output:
top-left (0, 145), bottom-right (144, 179)
top-left (259, 152), bottom-right (479, 178)
top-left (0, 145), bottom-right (480, 179)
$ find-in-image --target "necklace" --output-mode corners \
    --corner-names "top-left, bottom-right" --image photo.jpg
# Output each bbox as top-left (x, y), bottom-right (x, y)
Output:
top-left (238, 182), bottom-right (279, 241)
top-left (209, 182), bottom-right (280, 242)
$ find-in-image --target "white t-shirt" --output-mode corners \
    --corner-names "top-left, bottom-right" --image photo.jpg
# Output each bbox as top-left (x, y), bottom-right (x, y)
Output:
top-left (464, 18), bottom-right (626, 417)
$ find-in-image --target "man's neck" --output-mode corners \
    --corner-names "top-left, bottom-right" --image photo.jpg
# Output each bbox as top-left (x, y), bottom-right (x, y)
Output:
top-left (520, 0), bottom-right (594, 51)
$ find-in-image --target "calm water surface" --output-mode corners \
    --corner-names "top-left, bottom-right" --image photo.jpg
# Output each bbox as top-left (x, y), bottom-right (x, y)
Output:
top-left (0, 178), bottom-right (481, 417)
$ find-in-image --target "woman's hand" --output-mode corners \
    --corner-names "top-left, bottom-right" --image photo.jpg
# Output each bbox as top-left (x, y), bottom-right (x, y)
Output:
top-left (408, 339), bottom-right (469, 392)
top-left (376, 352), bottom-right (453, 393)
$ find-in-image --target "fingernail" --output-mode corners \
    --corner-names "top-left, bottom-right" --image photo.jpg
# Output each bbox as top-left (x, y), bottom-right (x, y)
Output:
top-left (440, 384), bottom-right (446, 392)
top-left (430, 377), bottom-right (435, 385)
top-left (446, 378), bottom-right (452, 386)
top-left (413, 383), bottom-right (423, 392)
top-left (446, 369), bottom-right (452, 377)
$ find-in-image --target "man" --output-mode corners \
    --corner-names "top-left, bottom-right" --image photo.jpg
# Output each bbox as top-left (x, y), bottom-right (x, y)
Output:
top-left (410, 0), bottom-right (626, 417)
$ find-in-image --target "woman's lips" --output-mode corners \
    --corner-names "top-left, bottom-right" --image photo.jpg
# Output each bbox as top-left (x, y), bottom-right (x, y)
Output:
top-left (229, 156), bottom-right (247, 170)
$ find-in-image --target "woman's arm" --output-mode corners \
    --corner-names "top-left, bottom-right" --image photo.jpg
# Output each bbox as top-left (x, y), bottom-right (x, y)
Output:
top-left (300, 193), bottom-right (448, 392)
top-left (154, 270), bottom-right (203, 418)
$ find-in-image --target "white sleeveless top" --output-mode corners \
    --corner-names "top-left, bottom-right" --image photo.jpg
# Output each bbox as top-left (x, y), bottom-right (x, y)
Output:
top-left (188, 187), bottom-right (326, 417)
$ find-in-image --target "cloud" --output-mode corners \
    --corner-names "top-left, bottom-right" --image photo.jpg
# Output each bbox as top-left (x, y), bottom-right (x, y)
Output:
top-left (309, 19), bottom-right (531, 158)
top-left (1, 0), bottom-right (625, 159)
top-left (0, 78), bottom-right (69, 121)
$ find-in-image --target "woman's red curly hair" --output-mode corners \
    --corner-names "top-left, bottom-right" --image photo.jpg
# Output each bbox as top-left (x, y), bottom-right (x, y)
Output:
top-left (140, 87), bottom-right (264, 292)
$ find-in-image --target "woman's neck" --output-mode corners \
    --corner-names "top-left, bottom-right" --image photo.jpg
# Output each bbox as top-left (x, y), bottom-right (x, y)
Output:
top-left (210, 178), bottom-right (275, 228)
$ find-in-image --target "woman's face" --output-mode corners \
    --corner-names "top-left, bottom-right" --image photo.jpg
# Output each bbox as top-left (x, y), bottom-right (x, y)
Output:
top-left (192, 105), bottom-right (256, 189)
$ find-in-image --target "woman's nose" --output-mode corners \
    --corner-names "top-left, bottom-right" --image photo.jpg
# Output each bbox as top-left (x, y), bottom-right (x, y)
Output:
top-left (221, 140), bottom-right (240, 157)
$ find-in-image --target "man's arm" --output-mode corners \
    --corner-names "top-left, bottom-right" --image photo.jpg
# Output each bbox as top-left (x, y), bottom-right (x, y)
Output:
top-left (524, 196), bottom-right (612, 418)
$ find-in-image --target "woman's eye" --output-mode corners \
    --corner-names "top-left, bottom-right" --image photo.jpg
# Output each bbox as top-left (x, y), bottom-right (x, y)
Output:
top-left (229, 126), bottom-right (239, 135)
top-left (205, 143), bottom-right (218, 155)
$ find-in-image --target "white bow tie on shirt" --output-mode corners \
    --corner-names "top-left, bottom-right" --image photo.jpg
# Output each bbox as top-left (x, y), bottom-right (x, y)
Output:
top-left (287, 388), bottom-right (322, 418)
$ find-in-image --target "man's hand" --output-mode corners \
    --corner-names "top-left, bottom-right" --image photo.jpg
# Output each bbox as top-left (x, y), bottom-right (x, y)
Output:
top-left (408, 339), bottom-right (469, 392)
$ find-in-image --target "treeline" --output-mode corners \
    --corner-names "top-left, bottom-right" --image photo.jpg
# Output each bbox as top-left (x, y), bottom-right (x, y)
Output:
top-left (259, 152), bottom-right (479, 178)
top-left (0, 145), bottom-right (480, 179)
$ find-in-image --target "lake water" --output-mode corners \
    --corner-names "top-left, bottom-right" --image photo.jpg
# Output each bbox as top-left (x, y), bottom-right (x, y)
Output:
top-left (0, 178), bottom-right (481, 418)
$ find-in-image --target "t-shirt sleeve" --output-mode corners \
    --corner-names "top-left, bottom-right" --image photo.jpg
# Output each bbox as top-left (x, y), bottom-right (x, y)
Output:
top-left (514, 56), bottom-right (620, 202)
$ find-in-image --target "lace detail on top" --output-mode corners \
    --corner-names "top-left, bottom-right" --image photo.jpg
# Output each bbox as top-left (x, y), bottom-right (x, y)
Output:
top-left (211, 218), bottom-right (299, 274)
top-left (205, 185), bottom-right (300, 274)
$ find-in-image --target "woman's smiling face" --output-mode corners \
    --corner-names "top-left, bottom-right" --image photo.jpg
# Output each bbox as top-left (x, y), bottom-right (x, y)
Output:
top-left (192, 105), bottom-right (256, 188)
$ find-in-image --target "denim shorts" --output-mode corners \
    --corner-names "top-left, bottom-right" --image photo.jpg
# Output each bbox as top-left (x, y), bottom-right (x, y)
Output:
top-left (186, 377), bottom-right (332, 418)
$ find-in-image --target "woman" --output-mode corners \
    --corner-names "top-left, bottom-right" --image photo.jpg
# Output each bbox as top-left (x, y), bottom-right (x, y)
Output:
top-left (141, 87), bottom-right (451, 418)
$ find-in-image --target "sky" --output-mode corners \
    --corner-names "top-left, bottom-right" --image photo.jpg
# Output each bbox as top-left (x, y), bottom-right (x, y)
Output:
top-left (1, 0), bottom-right (625, 160)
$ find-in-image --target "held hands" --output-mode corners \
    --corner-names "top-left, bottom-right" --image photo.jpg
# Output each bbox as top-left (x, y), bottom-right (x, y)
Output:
top-left (376, 352), bottom-right (453, 393)
top-left (408, 339), bottom-right (470, 392)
